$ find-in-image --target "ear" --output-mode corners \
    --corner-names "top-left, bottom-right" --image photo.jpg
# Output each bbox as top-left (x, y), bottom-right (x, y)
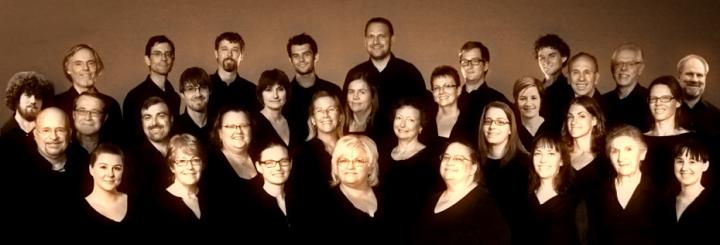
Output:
top-left (88, 164), bottom-right (94, 175)
top-left (310, 117), bottom-right (316, 126)
top-left (102, 114), bottom-right (109, 124)
top-left (314, 54), bottom-right (320, 64)
top-left (483, 63), bottom-right (490, 73)
top-left (144, 56), bottom-right (151, 66)
top-left (214, 49), bottom-right (219, 60)
top-left (238, 51), bottom-right (244, 62)
top-left (701, 161), bottom-right (710, 172)
top-left (390, 35), bottom-right (396, 45)
top-left (255, 162), bottom-right (264, 174)
top-left (674, 99), bottom-right (682, 109)
top-left (639, 148), bottom-right (648, 161)
top-left (591, 116), bottom-right (598, 127)
top-left (561, 56), bottom-right (568, 64)
top-left (593, 73), bottom-right (600, 85)
top-left (638, 63), bottom-right (646, 75)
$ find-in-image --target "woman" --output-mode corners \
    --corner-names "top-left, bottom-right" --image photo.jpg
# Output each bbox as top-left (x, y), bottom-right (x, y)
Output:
top-left (513, 76), bottom-right (550, 150)
top-left (426, 66), bottom-right (473, 145)
top-left (343, 71), bottom-right (378, 138)
top-left (644, 76), bottom-right (693, 189)
top-left (417, 140), bottom-right (510, 245)
top-left (255, 69), bottom-right (300, 149)
top-left (79, 144), bottom-right (141, 229)
top-left (526, 135), bottom-right (581, 245)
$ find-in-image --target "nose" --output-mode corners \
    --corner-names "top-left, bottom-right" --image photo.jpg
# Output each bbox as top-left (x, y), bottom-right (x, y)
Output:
top-left (352, 92), bottom-right (360, 100)
top-left (399, 119), bottom-right (407, 128)
top-left (680, 161), bottom-right (690, 172)
top-left (539, 154), bottom-right (547, 164)
top-left (82, 62), bottom-right (90, 71)
top-left (27, 95), bottom-right (37, 104)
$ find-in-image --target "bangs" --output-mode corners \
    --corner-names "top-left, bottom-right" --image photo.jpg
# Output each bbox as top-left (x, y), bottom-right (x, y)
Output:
top-left (533, 136), bottom-right (562, 152)
top-left (675, 145), bottom-right (708, 163)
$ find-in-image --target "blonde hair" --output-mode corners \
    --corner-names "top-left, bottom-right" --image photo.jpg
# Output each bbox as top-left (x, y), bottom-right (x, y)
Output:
top-left (330, 135), bottom-right (379, 187)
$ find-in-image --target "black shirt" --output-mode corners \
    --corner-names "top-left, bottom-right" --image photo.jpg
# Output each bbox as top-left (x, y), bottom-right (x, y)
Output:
top-left (174, 112), bottom-right (212, 145)
top-left (285, 75), bottom-right (341, 142)
top-left (542, 74), bottom-right (574, 134)
top-left (457, 82), bottom-right (509, 144)
top-left (123, 76), bottom-right (180, 143)
top-left (602, 84), bottom-right (651, 132)
top-left (208, 72), bottom-right (259, 118)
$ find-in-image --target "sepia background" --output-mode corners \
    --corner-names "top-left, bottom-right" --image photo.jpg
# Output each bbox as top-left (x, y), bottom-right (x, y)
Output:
top-left (1, 0), bottom-right (718, 123)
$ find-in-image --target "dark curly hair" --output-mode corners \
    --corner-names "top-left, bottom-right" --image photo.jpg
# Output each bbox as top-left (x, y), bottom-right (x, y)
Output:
top-left (5, 71), bottom-right (54, 111)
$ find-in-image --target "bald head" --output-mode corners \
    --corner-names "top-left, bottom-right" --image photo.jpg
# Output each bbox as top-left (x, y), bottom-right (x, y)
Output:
top-left (34, 107), bottom-right (71, 160)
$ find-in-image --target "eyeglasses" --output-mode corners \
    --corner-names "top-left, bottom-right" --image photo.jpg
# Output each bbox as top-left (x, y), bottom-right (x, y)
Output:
top-left (183, 84), bottom-right (209, 93)
top-left (483, 118), bottom-right (510, 126)
top-left (338, 158), bottom-right (369, 168)
top-left (649, 95), bottom-right (674, 104)
top-left (613, 61), bottom-right (643, 68)
top-left (260, 158), bottom-right (291, 168)
top-left (223, 124), bottom-right (250, 131)
top-left (431, 83), bottom-right (458, 93)
top-left (150, 51), bottom-right (175, 59)
top-left (74, 109), bottom-right (104, 118)
top-left (176, 158), bottom-right (202, 167)
top-left (314, 107), bottom-right (338, 115)
top-left (460, 58), bottom-right (485, 67)
top-left (440, 154), bottom-right (472, 163)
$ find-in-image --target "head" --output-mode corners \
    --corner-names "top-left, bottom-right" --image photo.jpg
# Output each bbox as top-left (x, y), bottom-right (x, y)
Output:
top-left (676, 54), bottom-right (710, 101)
top-left (73, 92), bottom-right (107, 137)
top-left (88, 144), bottom-right (125, 192)
top-left (440, 141), bottom-right (482, 186)
top-left (562, 96), bottom-right (606, 153)
top-left (534, 34), bottom-right (570, 77)
top-left (331, 135), bottom-right (379, 188)
top-left (252, 139), bottom-right (292, 186)
top-left (364, 17), bottom-right (394, 61)
top-left (673, 139), bottom-right (710, 188)
top-left (568, 52), bottom-right (600, 97)
top-left (344, 71), bottom-right (379, 125)
top-left (256, 69), bottom-right (291, 111)
top-left (478, 102), bottom-right (527, 165)
top-left (458, 41), bottom-right (490, 85)
top-left (179, 67), bottom-right (211, 113)
top-left (611, 43), bottom-right (645, 88)
top-left (144, 35), bottom-right (175, 76)
top-left (512, 76), bottom-right (544, 119)
top-left (63, 44), bottom-right (104, 90)
top-left (140, 97), bottom-right (173, 144)
top-left (33, 107), bottom-right (72, 160)
top-left (529, 135), bottom-right (572, 193)
top-left (648, 76), bottom-right (683, 128)
top-left (287, 33), bottom-right (319, 75)
top-left (307, 91), bottom-right (344, 141)
top-left (167, 134), bottom-right (205, 187)
top-left (606, 125), bottom-right (647, 178)
top-left (214, 32), bottom-right (244, 73)
top-left (393, 98), bottom-right (425, 143)
top-left (5, 71), bottom-right (53, 121)
top-left (431, 65), bottom-right (462, 108)
top-left (211, 106), bottom-right (253, 152)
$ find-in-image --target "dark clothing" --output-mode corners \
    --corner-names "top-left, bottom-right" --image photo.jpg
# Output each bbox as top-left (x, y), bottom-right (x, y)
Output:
top-left (457, 82), bottom-right (510, 143)
top-left (327, 187), bottom-right (386, 245)
top-left (0, 117), bottom-right (36, 156)
top-left (661, 189), bottom-right (719, 245)
top-left (77, 195), bottom-right (143, 231)
top-left (595, 175), bottom-right (663, 245)
top-left (288, 138), bottom-right (334, 211)
top-left (542, 74), bottom-right (574, 134)
top-left (525, 192), bottom-right (581, 245)
top-left (416, 185), bottom-right (511, 245)
top-left (54, 87), bottom-right (123, 143)
top-left (602, 85), bottom-right (652, 132)
top-left (285, 75), bottom-right (342, 142)
top-left (174, 112), bottom-right (212, 145)
top-left (254, 112), bottom-right (302, 152)
top-left (125, 139), bottom-right (172, 202)
top-left (517, 120), bottom-right (552, 151)
top-left (201, 148), bottom-right (262, 226)
top-left (425, 106), bottom-right (476, 148)
top-left (644, 133), bottom-right (695, 190)
top-left (680, 98), bottom-right (720, 136)
top-left (122, 76), bottom-right (180, 144)
top-left (208, 72), bottom-right (259, 119)
top-left (483, 153), bottom-right (531, 242)
top-left (149, 190), bottom-right (208, 227)
top-left (247, 188), bottom-right (294, 243)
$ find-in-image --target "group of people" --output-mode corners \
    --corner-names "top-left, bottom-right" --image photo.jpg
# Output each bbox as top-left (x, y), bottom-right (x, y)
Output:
top-left (2, 16), bottom-right (718, 244)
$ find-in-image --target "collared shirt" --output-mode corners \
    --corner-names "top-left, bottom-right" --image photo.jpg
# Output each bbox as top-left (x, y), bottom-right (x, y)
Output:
top-left (123, 75), bottom-right (180, 144)
top-left (54, 87), bottom-right (123, 143)
top-left (602, 84), bottom-right (651, 132)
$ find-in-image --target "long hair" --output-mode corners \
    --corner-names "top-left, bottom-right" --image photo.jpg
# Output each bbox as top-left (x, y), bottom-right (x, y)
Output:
top-left (528, 135), bottom-right (573, 194)
top-left (477, 101), bottom-right (527, 167)
top-left (306, 90), bottom-right (344, 141)
top-left (342, 71), bottom-right (378, 133)
top-left (561, 96), bottom-right (606, 154)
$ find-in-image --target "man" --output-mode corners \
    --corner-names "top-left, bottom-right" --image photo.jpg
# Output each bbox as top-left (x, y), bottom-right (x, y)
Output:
top-left (568, 52), bottom-right (603, 101)
top-left (124, 35), bottom-right (181, 144)
top-left (534, 34), bottom-right (573, 133)
top-left (54, 44), bottom-right (123, 143)
top-left (72, 92), bottom-right (108, 153)
top-left (285, 33), bottom-right (341, 141)
top-left (456, 41), bottom-right (509, 140)
top-left (343, 17), bottom-right (428, 146)
top-left (677, 54), bottom-right (720, 135)
top-left (176, 67), bottom-right (212, 144)
top-left (1, 71), bottom-right (54, 154)
top-left (208, 32), bottom-right (258, 116)
top-left (602, 43), bottom-right (651, 132)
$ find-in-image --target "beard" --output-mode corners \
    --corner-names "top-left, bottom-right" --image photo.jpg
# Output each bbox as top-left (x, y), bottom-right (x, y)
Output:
top-left (222, 58), bottom-right (237, 72)
top-left (18, 105), bottom-right (40, 121)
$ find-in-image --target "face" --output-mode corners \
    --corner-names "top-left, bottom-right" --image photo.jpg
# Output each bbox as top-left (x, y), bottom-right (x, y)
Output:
top-left (66, 48), bottom-right (99, 90)
top-left (141, 103), bottom-right (172, 143)
top-left (570, 57), bottom-right (599, 97)
top-left (337, 148), bottom-right (371, 188)
top-left (537, 47), bottom-right (567, 77)
top-left (609, 136), bottom-right (646, 177)
top-left (517, 86), bottom-right (541, 119)
top-left (612, 49), bottom-right (644, 88)
top-left (533, 145), bottom-right (562, 180)
top-left (482, 107), bottom-right (511, 146)
top-left (261, 84), bottom-right (287, 110)
top-left (17, 92), bottom-right (42, 121)
top-left (219, 111), bottom-right (252, 151)
top-left (73, 95), bottom-right (105, 136)
top-left (34, 109), bottom-right (70, 159)
top-left (171, 151), bottom-right (202, 186)
top-left (459, 48), bottom-right (489, 84)
top-left (432, 75), bottom-right (460, 107)
top-left (181, 84), bottom-right (210, 112)
top-left (649, 84), bottom-right (681, 123)
top-left (311, 96), bottom-right (341, 135)
top-left (439, 143), bottom-right (477, 183)
top-left (393, 106), bottom-right (422, 141)
top-left (347, 79), bottom-right (372, 113)
top-left (364, 22), bottom-right (392, 60)
top-left (567, 104), bottom-right (597, 139)
top-left (89, 153), bottom-right (123, 192)
top-left (256, 145), bottom-right (292, 185)
top-left (215, 40), bottom-right (242, 73)
top-left (289, 44), bottom-right (316, 75)
top-left (144, 42), bottom-right (174, 76)
top-left (679, 58), bottom-right (707, 100)
top-left (674, 150), bottom-right (709, 187)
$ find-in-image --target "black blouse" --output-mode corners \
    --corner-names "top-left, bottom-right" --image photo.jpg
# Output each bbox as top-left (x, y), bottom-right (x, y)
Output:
top-left (525, 192), bottom-right (581, 245)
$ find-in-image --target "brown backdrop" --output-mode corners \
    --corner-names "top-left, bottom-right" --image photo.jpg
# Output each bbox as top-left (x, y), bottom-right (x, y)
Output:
top-left (2, 0), bottom-right (718, 123)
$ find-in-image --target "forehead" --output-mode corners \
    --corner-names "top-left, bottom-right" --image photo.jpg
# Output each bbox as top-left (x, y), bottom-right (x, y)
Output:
top-left (348, 79), bottom-right (369, 89)
top-left (366, 22), bottom-right (390, 35)
top-left (260, 145), bottom-right (288, 160)
top-left (313, 96), bottom-right (337, 108)
top-left (151, 42), bottom-right (173, 52)
top-left (142, 103), bottom-right (169, 115)
top-left (76, 95), bottom-right (104, 109)
top-left (338, 145), bottom-right (369, 159)
top-left (537, 47), bottom-right (560, 56)
top-left (37, 110), bottom-right (68, 128)
top-left (570, 57), bottom-right (596, 70)
top-left (649, 84), bottom-right (672, 95)
top-left (70, 48), bottom-right (95, 61)
top-left (611, 135), bottom-right (640, 148)
top-left (681, 58), bottom-right (707, 74)
top-left (485, 107), bottom-right (508, 119)
top-left (95, 153), bottom-right (123, 166)
top-left (432, 75), bottom-right (457, 85)
top-left (290, 44), bottom-right (312, 54)
top-left (614, 49), bottom-right (641, 61)
top-left (519, 86), bottom-right (540, 96)
top-left (568, 103), bottom-right (590, 114)
top-left (445, 142), bottom-right (471, 155)
top-left (218, 40), bottom-right (241, 49)
top-left (396, 105), bottom-right (420, 117)
top-left (460, 48), bottom-right (483, 59)
top-left (222, 111), bottom-right (249, 124)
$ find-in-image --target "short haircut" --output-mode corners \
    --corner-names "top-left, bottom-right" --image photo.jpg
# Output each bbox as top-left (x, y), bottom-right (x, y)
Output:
top-left (478, 101), bottom-right (528, 167)
top-left (5, 71), bottom-right (54, 111)
top-left (533, 34), bottom-right (571, 66)
top-left (676, 54), bottom-right (710, 75)
top-left (459, 41), bottom-right (491, 63)
top-left (648, 75), bottom-right (684, 128)
top-left (215, 32), bottom-right (245, 52)
top-left (562, 96), bottom-right (606, 154)
top-left (249, 137), bottom-right (288, 167)
top-left (512, 76), bottom-right (545, 103)
top-left (73, 92), bottom-right (107, 113)
top-left (62, 44), bottom-right (104, 82)
top-left (605, 124), bottom-right (647, 157)
top-left (179, 67), bottom-right (211, 92)
top-left (342, 71), bottom-right (379, 133)
top-left (166, 133), bottom-right (206, 170)
top-left (141, 96), bottom-right (167, 112)
top-left (145, 35), bottom-right (175, 56)
top-left (392, 97), bottom-right (427, 133)
top-left (330, 134), bottom-right (380, 187)
top-left (210, 105), bottom-right (254, 148)
top-left (430, 65), bottom-right (461, 88)
top-left (286, 33), bottom-right (318, 57)
top-left (306, 90), bottom-right (344, 141)
top-left (611, 43), bottom-right (644, 63)
top-left (444, 140), bottom-right (484, 183)
top-left (256, 69), bottom-right (291, 107)
top-left (568, 52), bottom-right (599, 73)
top-left (528, 134), bottom-right (573, 193)
top-left (365, 17), bottom-right (394, 36)
top-left (89, 143), bottom-right (125, 167)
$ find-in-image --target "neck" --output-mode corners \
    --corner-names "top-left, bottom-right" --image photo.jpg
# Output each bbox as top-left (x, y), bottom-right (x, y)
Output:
top-left (168, 180), bottom-right (198, 198)
top-left (150, 140), bottom-right (168, 157)
top-left (340, 182), bottom-right (372, 196)
top-left (684, 97), bottom-right (701, 108)
top-left (488, 141), bottom-right (508, 160)
top-left (294, 73), bottom-right (316, 88)
top-left (616, 171), bottom-right (642, 185)
top-left (77, 133), bottom-right (100, 152)
top-left (218, 69), bottom-right (237, 84)
top-left (186, 109), bottom-right (207, 127)
top-left (574, 134), bottom-right (593, 153)
top-left (353, 109), bottom-right (371, 124)
top-left (539, 177), bottom-right (555, 191)
top-left (263, 181), bottom-right (284, 198)
top-left (73, 84), bottom-right (94, 94)
top-left (149, 73), bottom-right (167, 91)
top-left (261, 107), bottom-right (283, 120)
top-left (652, 118), bottom-right (678, 136)
top-left (464, 79), bottom-right (484, 92)
top-left (397, 137), bottom-right (421, 149)
top-left (87, 185), bottom-right (122, 201)
top-left (521, 115), bottom-right (544, 127)
top-left (446, 179), bottom-right (477, 194)
top-left (317, 132), bottom-right (338, 152)
top-left (617, 82), bottom-right (637, 99)
top-left (576, 89), bottom-right (595, 98)
top-left (679, 183), bottom-right (704, 198)
top-left (222, 147), bottom-right (250, 160)
top-left (544, 73), bottom-right (561, 86)
top-left (371, 55), bottom-right (391, 71)
top-left (438, 103), bottom-right (460, 115)
top-left (38, 150), bottom-right (67, 169)
top-left (14, 112), bottom-right (35, 133)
